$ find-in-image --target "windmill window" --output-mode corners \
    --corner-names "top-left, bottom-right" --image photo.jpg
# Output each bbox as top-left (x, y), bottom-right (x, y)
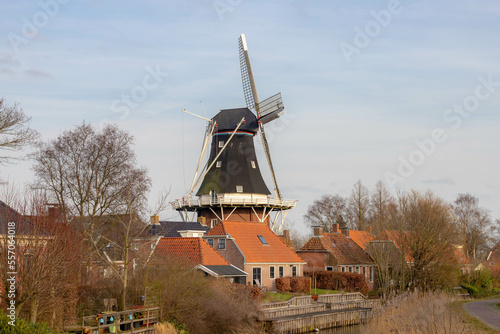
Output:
top-left (251, 161), bottom-right (256, 168)
top-left (211, 219), bottom-right (218, 228)
top-left (216, 161), bottom-right (222, 168)
top-left (236, 185), bottom-right (243, 193)
top-left (218, 140), bottom-right (224, 148)
top-left (258, 235), bottom-right (268, 245)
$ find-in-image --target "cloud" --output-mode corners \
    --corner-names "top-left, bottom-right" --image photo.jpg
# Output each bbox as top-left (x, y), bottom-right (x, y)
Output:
top-left (0, 68), bottom-right (15, 75)
top-left (25, 69), bottom-right (54, 79)
top-left (0, 53), bottom-right (20, 66)
top-left (421, 177), bottom-right (456, 186)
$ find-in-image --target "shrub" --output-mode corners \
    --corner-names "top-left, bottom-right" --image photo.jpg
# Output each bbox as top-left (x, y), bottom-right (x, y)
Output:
top-left (290, 277), bottom-right (311, 293)
top-left (153, 322), bottom-right (177, 334)
top-left (305, 270), bottom-right (368, 295)
top-left (0, 311), bottom-right (58, 334)
top-left (275, 277), bottom-right (291, 293)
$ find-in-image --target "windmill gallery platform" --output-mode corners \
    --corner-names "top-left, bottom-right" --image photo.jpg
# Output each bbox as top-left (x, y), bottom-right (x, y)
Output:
top-left (260, 293), bottom-right (377, 333)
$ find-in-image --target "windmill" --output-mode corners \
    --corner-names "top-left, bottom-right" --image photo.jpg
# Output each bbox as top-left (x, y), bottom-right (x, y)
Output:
top-left (171, 34), bottom-right (295, 231)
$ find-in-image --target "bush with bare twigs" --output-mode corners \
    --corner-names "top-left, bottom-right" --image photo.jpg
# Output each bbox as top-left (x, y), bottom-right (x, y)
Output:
top-left (362, 291), bottom-right (482, 334)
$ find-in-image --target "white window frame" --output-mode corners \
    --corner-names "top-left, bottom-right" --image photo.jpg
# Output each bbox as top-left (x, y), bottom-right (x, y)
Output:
top-left (251, 160), bottom-right (256, 168)
top-left (236, 185), bottom-right (243, 193)
top-left (326, 266), bottom-right (334, 271)
top-left (216, 161), bottom-right (222, 168)
top-left (218, 238), bottom-right (226, 250)
top-left (218, 140), bottom-right (224, 148)
top-left (211, 219), bottom-right (217, 228)
top-left (292, 266), bottom-right (297, 277)
top-left (207, 239), bottom-right (214, 247)
top-left (270, 266), bottom-right (275, 279)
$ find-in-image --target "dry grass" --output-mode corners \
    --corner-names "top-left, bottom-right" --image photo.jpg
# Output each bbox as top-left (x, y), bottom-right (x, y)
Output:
top-left (153, 322), bottom-right (178, 334)
top-left (362, 291), bottom-right (492, 334)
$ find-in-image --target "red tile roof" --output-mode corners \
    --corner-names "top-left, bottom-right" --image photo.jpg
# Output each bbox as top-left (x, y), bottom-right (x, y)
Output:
top-left (154, 237), bottom-right (229, 266)
top-left (300, 233), bottom-right (374, 265)
top-left (347, 230), bottom-right (375, 250)
top-left (208, 221), bottom-right (304, 264)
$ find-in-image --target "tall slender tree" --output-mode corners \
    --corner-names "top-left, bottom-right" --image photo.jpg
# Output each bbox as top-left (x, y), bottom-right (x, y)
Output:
top-left (31, 123), bottom-right (152, 310)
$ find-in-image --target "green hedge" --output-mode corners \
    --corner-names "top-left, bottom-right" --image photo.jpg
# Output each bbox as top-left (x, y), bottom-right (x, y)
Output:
top-left (0, 311), bottom-right (59, 334)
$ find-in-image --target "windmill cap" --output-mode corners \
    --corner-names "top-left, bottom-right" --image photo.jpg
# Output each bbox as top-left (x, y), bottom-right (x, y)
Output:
top-left (213, 108), bottom-right (258, 133)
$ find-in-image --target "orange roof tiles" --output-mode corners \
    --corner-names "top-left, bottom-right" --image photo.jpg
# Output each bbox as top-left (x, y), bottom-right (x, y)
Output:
top-left (347, 230), bottom-right (375, 250)
top-left (155, 237), bottom-right (229, 266)
top-left (210, 221), bottom-right (304, 264)
top-left (300, 233), bottom-right (374, 265)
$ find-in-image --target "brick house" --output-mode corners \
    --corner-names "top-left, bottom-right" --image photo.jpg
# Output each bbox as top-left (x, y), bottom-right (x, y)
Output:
top-left (297, 226), bottom-right (376, 291)
top-left (204, 221), bottom-right (305, 290)
top-left (151, 237), bottom-right (247, 283)
top-left (485, 242), bottom-right (500, 275)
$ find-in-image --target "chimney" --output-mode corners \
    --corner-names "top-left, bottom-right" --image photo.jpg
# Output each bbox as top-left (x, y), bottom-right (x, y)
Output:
top-left (313, 227), bottom-right (323, 236)
top-left (47, 204), bottom-right (61, 221)
top-left (150, 215), bottom-right (160, 225)
top-left (331, 223), bottom-right (340, 233)
top-left (197, 216), bottom-right (206, 226)
top-left (341, 227), bottom-right (349, 237)
top-left (283, 229), bottom-right (290, 242)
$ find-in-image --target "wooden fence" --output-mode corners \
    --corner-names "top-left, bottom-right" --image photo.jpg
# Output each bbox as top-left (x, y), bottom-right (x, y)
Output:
top-left (64, 306), bottom-right (160, 334)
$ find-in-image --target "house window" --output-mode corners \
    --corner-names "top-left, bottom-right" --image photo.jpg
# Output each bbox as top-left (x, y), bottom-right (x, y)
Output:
top-left (279, 266), bottom-right (284, 277)
top-left (207, 239), bottom-right (214, 247)
top-left (236, 185), bottom-right (243, 193)
top-left (210, 190), bottom-right (217, 202)
top-left (369, 267), bottom-right (373, 283)
top-left (363, 267), bottom-right (366, 277)
top-left (341, 267), bottom-right (345, 272)
top-left (355, 266), bottom-right (360, 274)
top-left (216, 161), bottom-right (222, 168)
top-left (326, 266), bottom-right (334, 271)
top-left (251, 161), bottom-right (256, 168)
top-left (211, 219), bottom-right (218, 228)
top-left (218, 140), bottom-right (224, 148)
top-left (218, 239), bottom-right (226, 250)
top-left (258, 235), bottom-right (268, 245)
top-left (253, 267), bottom-right (262, 285)
top-left (292, 266), bottom-right (297, 277)
top-left (270, 266), bottom-right (275, 279)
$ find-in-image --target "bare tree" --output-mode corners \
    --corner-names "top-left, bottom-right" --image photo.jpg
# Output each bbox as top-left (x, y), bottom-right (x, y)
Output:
top-left (401, 190), bottom-right (459, 290)
top-left (454, 193), bottom-right (492, 260)
top-left (0, 187), bottom-right (84, 327)
top-left (303, 194), bottom-right (347, 232)
top-left (347, 180), bottom-right (370, 230)
top-left (0, 98), bottom-right (38, 165)
top-left (369, 180), bottom-right (395, 234)
top-left (30, 123), bottom-right (153, 310)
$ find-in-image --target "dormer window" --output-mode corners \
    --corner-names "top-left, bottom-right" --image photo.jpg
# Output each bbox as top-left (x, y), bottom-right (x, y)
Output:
top-left (236, 185), bottom-right (243, 193)
top-left (258, 235), bottom-right (268, 245)
top-left (218, 140), bottom-right (224, 148)
top-left (216, 161), bottom-right (222, 168)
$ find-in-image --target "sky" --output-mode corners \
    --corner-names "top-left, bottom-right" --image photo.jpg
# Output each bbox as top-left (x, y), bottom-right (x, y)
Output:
top-left (1, 0), bottom-right (499, 235)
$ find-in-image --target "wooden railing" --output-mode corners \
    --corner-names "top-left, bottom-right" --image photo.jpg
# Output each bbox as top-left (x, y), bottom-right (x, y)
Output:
top-left (64, 306), bottom-right (160, 333)
top-left (261, 293), bottom-right (366, 310)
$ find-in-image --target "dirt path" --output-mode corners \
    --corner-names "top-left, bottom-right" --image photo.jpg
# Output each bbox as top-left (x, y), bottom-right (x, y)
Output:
top-left (463, 298), bottom-right (500, 331)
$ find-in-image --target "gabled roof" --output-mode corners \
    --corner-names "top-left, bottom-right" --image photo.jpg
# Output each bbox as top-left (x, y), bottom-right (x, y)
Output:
top-left (347, 230), bottom-right (375, 250)
top-left (144, 221), bottom-right (209, 237)
top-left (154, 237), bottom-right (229, 266)
top-left (372, 230), bottom-right (414, 263)
top-left (0, 200), bottom-right (39, 235)
top-left (300, 232), bottom-right (374, 265)
top-left (206, 221), bottom-right (305, 264)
